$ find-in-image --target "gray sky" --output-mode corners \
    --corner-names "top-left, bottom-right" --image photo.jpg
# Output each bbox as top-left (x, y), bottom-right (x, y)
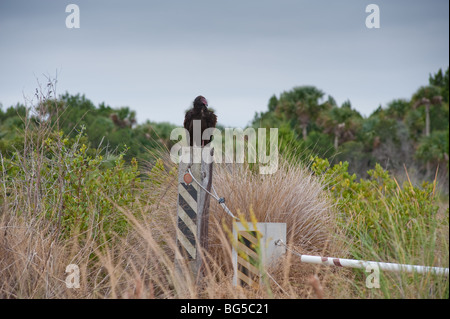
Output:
top-left (0, 0), bottom-right (448, 127)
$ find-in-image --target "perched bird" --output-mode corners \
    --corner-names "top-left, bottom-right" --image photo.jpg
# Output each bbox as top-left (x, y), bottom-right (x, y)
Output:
top-left (184, 95), bottom-right (217, 147)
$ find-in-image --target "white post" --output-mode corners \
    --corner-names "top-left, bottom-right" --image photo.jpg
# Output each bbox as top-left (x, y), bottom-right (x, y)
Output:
top-left (276, 240), bottom-right (449, 276)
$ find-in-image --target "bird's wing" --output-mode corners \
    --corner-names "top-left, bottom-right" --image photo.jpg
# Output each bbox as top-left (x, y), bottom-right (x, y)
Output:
top-left (184, 110), bottom-right (193, 130)
top-left (206, 111), bottom-right (217, 128)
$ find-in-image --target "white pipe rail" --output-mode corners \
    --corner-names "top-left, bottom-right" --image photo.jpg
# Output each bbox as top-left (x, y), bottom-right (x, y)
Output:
top-left (275, 240), bottom-right (449, 276)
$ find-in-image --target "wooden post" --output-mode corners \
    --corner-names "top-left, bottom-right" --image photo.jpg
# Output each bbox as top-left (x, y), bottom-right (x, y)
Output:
top-left (196, 147), bottom-right (214, 282)
top-left (175, 146), bottom-right (214, 282)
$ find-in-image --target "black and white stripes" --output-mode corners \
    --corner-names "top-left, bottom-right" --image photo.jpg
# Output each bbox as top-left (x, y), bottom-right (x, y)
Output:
top-left (177, 181), bottom-right (198, 260)
top-left (236, 230), bottom-right (261, 288)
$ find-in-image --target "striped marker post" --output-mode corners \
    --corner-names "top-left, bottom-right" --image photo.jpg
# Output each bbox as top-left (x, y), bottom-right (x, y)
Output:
top-left (232, 223), bottom-right (286, 287)
top-left (235, 229), bottom-right (261, 288)
top-left (175, 146), bottom-right (214, 281)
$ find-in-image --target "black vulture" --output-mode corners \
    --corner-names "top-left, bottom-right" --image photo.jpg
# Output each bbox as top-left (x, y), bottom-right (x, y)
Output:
top-left (184, 96), bottom-right (217, 147)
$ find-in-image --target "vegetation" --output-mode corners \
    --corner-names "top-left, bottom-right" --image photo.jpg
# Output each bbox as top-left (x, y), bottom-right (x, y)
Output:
top-left (0, 69), bottom-right (448, 299)
top-left (253, 68), bottom-right (449, 189)
top-left (311, 157), bottom-right (448, 298)
top-left (0, 91), bottom-right (176, 164)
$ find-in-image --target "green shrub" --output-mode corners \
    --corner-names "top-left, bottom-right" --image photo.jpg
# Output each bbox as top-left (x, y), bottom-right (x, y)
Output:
top-left (50, 132), bottom-right (140, 241)
top-left (311, 157), bottom-right (444, 262)
top-left (3, 128), bottom-right (141, 244)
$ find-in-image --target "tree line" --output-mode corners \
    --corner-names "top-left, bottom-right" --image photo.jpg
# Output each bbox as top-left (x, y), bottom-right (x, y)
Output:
top-left (252, 67), bottom-right (449, 184)
top-left (1, 67), bottom-right (448, 186)
top-left (0, 92), bottom-right (176, 163)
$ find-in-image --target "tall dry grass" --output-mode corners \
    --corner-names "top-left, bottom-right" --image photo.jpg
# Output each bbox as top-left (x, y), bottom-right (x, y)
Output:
top-left (0, 110), bottom-right (348, 299)
top-left (85, 154), bottom-right (347, 299)
top-left (0, 81), bottom-right (446, 299)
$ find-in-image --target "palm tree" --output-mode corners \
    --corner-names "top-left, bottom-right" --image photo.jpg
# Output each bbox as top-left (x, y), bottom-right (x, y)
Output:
top-left (411, 86), bottom-right (442, 137)
top-left (110, 107), bottom-right (137, 128)
top-left (385, 99), bottom-right (410, 120)
top-left (411, 86), bottom-right (443, 176)
top-left (296, 100), bottom-right (313, 141)
top-left (319, 100), bottom-right (362, 150)
top-left (332, 123), bottom-right (346, 150)
top-left (276, 86), bottom-right (329, 140)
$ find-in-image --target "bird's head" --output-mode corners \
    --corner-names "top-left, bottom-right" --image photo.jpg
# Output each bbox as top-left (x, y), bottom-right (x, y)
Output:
top-left (194, 95), bottom-right (208, 112)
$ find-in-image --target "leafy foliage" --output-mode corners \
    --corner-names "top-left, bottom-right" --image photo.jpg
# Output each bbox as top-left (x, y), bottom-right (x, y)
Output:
top-left (1, 93), bottom-right (176, 164)
top-left (2, 127), bottom-right (141, 244)
top-left (252, 67), bottom-right (449, 183)
top-left (311, 156), bottom-right (444, 263)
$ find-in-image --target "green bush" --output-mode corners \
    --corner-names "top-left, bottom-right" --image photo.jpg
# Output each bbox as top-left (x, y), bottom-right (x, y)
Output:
top-left (311, 157), bottom-right (444, 263)
top-left (3, 128), bottom-right (141, 243)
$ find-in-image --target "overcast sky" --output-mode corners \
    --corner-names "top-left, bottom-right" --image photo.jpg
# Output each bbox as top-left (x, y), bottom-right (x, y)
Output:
top-left (0, 0), bottom-right (448, 127)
